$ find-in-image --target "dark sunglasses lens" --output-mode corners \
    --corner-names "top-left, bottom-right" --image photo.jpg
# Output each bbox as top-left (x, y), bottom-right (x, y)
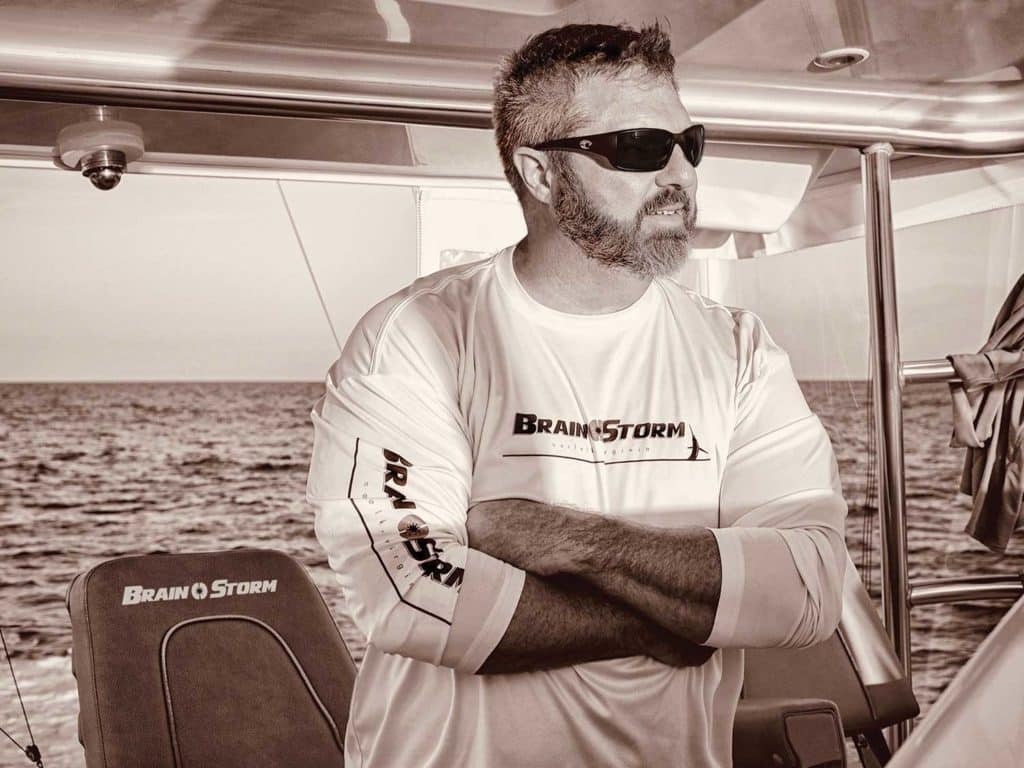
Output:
top-left (613, 127), bottom-right (703, 170)
top-left (615, 130), bottom-right (674, 171)
top-left (684, 125), bottom-right (704, 167)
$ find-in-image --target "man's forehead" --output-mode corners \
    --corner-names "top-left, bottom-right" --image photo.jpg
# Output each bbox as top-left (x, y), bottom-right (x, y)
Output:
top-left (571, 72), bottom-right (690, 133)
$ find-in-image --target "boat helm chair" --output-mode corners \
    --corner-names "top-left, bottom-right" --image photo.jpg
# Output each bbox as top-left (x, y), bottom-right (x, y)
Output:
top-left (66, 548), bottom-right (356, 768)
top-left (741, 554), bottom-right (920, 768)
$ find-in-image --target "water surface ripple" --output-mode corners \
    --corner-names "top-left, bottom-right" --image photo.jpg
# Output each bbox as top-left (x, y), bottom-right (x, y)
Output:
top-left (1, 381), bottom-right (1022, 767)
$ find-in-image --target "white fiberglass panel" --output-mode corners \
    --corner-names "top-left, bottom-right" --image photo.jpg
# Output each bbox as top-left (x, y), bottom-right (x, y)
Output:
top-left (0, 168), bottom-right (417, 381)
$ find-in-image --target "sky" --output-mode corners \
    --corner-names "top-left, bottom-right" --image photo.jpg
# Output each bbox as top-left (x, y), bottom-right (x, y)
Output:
top-left (2, 164), bottom-right (1023, 382)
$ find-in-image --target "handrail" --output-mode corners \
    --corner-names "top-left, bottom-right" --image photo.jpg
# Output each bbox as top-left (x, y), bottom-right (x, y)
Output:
top-left (902, 359), bottom-right (959, 385)
top-left (862, 144), bottom-right (913, 748)
top-left (909, 575), bottom-right (1023, 606)
top-left (1, 39), bottom-right (1024, 155)
top-left (679, 68), bottom-right (1024, 156)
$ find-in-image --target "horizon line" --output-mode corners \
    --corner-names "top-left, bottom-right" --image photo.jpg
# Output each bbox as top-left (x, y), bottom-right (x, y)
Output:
top-left (0, 377), bottom-right (881, 384)
top-left (0, 378), bottom-right (324, 385)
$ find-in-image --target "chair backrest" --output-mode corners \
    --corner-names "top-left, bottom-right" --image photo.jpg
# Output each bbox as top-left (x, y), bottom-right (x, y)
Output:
top-left (66, 548), bottom-right (356, 768)
top-left (742, 554), bottom-right (919, 735)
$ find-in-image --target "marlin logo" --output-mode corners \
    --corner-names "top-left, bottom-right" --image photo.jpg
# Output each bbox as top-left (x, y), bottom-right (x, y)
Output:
top-left (121, 578), bottom-right (278, 605)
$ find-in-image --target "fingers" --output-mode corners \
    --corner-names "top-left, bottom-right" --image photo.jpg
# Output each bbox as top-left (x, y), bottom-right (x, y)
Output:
top-left (647, 640), bottom-right (716, 668)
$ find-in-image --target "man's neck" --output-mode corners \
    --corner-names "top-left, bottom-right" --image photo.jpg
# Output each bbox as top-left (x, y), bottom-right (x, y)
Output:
top-left (513, 234), bottom-right (652, 315)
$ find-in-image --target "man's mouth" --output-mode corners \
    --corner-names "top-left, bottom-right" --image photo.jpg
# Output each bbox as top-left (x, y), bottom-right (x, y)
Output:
top-left (649, 206), bottom-right (685, 216)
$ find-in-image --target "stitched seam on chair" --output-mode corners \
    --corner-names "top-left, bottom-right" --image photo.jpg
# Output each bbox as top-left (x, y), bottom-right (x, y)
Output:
top-left (161, 614), bottom-right (346, 764)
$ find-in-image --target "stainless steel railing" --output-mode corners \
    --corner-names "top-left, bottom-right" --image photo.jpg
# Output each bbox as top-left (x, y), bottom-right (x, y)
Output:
top-left (898, 356), bottom-right (1024, 605)
top-left (909, 574), bottom-right (1024, 606)
top-left (900, 359), bottom-right (958, 385)
top-left (866, 327), bottom-right (1024, 750)
top-left (860, 134), bottom-right (1024, 748)
top-left (3, 47), bottom-right (1024, 155)
top-left (863, 144), bottom-right (913, 747)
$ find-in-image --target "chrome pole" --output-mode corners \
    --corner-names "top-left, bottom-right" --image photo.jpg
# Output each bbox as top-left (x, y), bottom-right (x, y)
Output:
top-left (901, 358), bottom-right (958, 384)
top-left (862, 143), bottom-right (913, 748)
top-left (910, 577), bottom-right (1024, 606)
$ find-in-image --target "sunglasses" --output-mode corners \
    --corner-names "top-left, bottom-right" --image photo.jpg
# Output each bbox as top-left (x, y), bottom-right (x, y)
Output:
top-left (531, 124), bottom-right (705, 172)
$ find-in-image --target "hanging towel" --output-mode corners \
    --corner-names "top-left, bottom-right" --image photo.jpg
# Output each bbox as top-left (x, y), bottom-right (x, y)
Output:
top-left (947, 271), bottom-right (1024, 553)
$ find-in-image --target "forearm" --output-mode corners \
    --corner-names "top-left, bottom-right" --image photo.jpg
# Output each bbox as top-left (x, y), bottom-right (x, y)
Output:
top-left (469, 499), bottom-right (722, 644)
top-left (478, 571), bottom-right (713, 674)
top-left (582, 524), bottom-right (720, 644)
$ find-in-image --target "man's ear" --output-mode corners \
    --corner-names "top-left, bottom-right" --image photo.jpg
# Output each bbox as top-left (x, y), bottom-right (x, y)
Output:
top-left (513, 147), bottom-right (555, 205)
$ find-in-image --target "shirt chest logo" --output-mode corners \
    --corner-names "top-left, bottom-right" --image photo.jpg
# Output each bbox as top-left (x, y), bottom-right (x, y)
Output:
top-left (509, 411), bottom-right (709, 463)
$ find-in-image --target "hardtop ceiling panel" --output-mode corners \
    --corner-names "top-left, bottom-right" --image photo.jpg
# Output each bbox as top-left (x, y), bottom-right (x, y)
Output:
top-left (0, 1), bottom-right (1021, 83)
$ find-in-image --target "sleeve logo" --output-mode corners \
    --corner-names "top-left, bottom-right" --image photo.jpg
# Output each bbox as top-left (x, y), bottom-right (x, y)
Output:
top-left (382, 448), bottom-right (465, 590)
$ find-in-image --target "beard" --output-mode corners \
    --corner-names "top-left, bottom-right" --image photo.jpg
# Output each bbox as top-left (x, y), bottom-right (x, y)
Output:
top-left (550, 158), bottom-right (697, 279)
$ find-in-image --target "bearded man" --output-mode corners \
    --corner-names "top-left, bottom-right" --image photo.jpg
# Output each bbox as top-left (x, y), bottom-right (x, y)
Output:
top-left (307, 22), bottom-right (848, 768)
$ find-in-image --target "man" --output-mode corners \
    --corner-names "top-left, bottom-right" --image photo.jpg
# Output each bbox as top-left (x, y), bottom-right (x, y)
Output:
top-left (307, 22), bottom-right (848, 768)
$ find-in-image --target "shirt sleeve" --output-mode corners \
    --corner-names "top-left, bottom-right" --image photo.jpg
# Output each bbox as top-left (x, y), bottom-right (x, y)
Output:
top-left (306, 301), bottom-right (525, 673)
top-left (706, 310), bottom-right (848, 649)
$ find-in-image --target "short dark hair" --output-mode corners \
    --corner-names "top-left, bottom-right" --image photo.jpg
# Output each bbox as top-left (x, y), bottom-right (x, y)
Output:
top-left (493, 23), bottom-right (677, 200)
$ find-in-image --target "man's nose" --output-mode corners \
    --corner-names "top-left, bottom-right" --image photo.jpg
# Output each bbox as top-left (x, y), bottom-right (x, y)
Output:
top-left (655, 144), bottom-right (698, 191)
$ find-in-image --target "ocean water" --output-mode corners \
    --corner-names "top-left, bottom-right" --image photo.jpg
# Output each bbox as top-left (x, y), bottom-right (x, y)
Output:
top-left (1, 380), bottom-right (1022, 767)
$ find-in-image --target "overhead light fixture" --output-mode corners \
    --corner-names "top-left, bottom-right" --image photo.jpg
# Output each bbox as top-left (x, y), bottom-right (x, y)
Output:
top-left (811, 47), bottom-right (870, 72)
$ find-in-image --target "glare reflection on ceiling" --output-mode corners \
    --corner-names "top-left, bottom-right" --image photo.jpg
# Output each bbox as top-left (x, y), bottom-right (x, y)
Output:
top-left (0, 44), bottom-right (174, 74)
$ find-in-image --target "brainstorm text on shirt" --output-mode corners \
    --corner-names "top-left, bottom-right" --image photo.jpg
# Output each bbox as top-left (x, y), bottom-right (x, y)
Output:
top-left (514, 412), bottom-right (697, 443)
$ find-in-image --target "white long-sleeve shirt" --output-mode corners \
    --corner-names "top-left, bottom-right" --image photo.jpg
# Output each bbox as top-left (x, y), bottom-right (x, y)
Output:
top-left (307, 244), bottom-right (847, 767)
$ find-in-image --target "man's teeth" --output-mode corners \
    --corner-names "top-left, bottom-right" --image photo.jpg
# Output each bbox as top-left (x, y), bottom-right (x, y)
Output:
top-left (652, 208), bottom-right (682, 215)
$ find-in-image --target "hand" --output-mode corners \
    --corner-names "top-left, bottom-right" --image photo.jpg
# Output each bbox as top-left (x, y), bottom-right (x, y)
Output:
top-left (640, 624), bottom-right (717, 668)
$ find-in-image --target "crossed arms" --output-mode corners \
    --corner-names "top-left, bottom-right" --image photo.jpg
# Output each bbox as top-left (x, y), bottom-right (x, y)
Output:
top-left (468, 500), bottom-right (722, 673)
top-left (309, 378), bottom-right (846, 676)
